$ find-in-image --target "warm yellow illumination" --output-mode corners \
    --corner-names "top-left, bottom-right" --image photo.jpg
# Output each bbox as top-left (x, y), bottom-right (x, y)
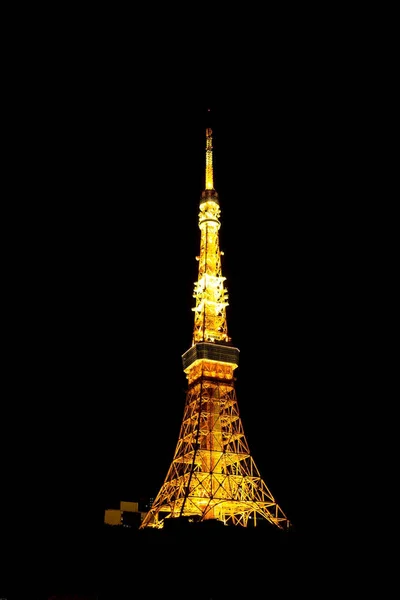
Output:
top-left (192, 192), bottom-right (228, 344)
top-left (205, 127), bottom-right (214, 190)
top-left (139, 127), bottom-right (291, 532)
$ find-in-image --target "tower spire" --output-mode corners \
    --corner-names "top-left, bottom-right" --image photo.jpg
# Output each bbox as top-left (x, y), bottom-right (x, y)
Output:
top-left (205, 125), bottom-right (214, 191)
top-left (192, 125), bottom-right (227, 345)
top-left (140, 126), bottom-right (290, 531)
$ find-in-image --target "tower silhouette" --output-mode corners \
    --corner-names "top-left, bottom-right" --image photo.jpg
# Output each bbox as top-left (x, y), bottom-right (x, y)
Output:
top-left (140, 124), bottom-right (290, 531)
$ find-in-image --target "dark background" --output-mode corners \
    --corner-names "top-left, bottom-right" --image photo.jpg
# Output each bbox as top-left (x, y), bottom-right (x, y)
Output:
top-left (3, 49), bottom-right (367, 594)
top-left (14, 101), bottom-right (341, 519)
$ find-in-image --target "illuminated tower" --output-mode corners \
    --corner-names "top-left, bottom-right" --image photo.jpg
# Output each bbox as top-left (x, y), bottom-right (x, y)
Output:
top-left (140, 125), bottom-right (290, 531)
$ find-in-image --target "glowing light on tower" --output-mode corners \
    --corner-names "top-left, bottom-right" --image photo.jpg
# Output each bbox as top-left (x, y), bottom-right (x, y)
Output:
top-left (139, 122), bottom-right (290, 531)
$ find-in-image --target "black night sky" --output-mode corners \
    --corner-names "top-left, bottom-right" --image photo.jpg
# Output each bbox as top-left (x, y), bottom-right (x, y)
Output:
top-left (50, 105), bottom-right (323, 510)
top-left (5, 80), bottom-right (360, 595)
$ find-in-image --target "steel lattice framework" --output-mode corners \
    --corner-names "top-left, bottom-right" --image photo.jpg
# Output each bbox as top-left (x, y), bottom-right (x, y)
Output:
top-left (140, 126), bottom-right (290, 531)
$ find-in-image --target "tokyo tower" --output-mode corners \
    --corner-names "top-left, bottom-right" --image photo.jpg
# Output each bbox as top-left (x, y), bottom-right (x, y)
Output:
top-left (140, 124), bottom-right (290, 531)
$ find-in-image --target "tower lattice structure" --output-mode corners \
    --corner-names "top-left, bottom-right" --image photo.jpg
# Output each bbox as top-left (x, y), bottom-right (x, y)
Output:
top-left (140, 126), bottom-right (290, 530)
